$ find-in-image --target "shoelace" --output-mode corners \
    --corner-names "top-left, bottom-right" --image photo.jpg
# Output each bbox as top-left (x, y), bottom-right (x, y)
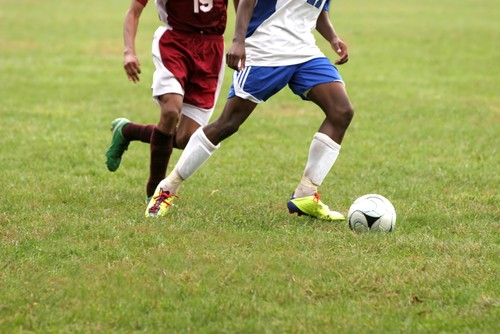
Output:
top-left (149, 191), bottom-right (177, 214)
top-left (313, 193), bottom-right (331, 211)
top-left (313, 193), bottom-right (321, 203)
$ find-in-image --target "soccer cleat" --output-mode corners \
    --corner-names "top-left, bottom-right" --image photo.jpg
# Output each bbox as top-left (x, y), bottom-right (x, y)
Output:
top-left (145, 186), bottom-right (177, 217)
top-left (105, 118), bottom-right (130, 172)
top-left (287, 193), bottom-right (345, 221)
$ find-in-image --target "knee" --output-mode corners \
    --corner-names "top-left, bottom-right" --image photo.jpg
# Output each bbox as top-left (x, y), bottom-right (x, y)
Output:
top-left (333, 103), bottom-right (355, 128)
top-left (160, 107), bottom-right (180, 123)
top-left (342, 104), bottom-right (355, 124)
top-left (158, 108), bottom-right (180, 133)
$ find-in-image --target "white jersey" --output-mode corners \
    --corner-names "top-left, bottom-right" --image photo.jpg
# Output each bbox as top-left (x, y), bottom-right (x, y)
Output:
top-left (244, 0), bottom-right (330, 66)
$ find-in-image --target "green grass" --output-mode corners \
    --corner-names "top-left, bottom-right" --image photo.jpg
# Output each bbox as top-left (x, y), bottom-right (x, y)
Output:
top-left (1, 0), bottom-right (499, 332)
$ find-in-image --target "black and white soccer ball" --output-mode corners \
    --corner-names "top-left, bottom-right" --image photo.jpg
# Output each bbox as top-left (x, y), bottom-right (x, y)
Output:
top-left (348, 194), bottom-right (396, 233)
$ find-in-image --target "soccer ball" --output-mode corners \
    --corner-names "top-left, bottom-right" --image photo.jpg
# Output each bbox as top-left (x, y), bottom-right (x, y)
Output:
top-left (348, 194), bottom-right (396, 233)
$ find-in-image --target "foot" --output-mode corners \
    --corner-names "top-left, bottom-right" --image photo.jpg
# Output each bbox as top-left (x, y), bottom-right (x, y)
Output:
top-left (287, 193), bottom-right (345, 221)
top-left (145, 186), bottom-right (177, 217)
top-left (105, 118), bottom-right (130, 172)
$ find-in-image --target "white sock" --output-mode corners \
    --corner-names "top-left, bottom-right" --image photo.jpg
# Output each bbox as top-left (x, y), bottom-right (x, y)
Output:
top-left (294, 132), bottom-right (341, 198)
top-left (159, 169), bottom-right (183, 195)
top-left (158, 127), bottom-right (219, 194)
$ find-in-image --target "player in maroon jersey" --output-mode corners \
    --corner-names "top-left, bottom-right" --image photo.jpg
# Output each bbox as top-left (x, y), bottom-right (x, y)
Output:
top-left (105, 0), bottom-right (230, 199)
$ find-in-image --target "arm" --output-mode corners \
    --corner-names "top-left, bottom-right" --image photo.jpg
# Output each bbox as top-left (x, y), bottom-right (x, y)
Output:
top-left (123, 0), bottom-right (146, 83)
top-left (226, 0), bottom-right (256, 71)
top-left (316, 11), bottom-right (349, 65)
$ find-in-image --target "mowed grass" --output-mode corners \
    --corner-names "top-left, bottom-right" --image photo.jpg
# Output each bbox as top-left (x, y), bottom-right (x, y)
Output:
top-left (0, 0), bottom-right (498, 332)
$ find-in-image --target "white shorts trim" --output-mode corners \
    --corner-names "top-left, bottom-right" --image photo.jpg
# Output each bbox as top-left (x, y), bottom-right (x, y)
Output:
top-left (151, 26), bottom-right (184, 99)
top-left (149, 26), bottom-right (225, 126)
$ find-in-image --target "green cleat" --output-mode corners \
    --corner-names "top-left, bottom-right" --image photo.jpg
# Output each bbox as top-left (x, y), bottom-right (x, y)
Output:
top-left (145, 186), bottom-right (177, 217)
top-left (287, 193), bottom-right (345, 221)
top-left (105, 118), bottom-right (130, 172)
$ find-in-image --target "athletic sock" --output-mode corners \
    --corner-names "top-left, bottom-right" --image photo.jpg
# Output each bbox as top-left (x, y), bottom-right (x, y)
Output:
top-left (147, 127), bottom-right (174, 197)
top-left (122, 123), bottom-right (155, 143)
top-left (158, 127), bottom-right (219, 194)
top-left (293, 132), bottom-right (341, 198)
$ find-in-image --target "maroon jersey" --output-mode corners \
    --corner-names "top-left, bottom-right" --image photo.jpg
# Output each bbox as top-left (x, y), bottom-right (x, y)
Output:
top-left (136, 0), bottom-right (228, 35)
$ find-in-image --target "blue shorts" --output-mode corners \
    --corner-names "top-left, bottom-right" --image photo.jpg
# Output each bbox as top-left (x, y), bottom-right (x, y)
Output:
top-left (228, 57), bottom-right (343, 103)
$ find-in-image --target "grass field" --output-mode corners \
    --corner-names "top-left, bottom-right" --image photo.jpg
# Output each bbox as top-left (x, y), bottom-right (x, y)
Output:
top-left (1, 0), bottom-right (499, 332)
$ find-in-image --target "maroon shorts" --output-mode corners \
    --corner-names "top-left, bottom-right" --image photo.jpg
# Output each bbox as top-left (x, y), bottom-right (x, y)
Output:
top-left (152, 27), bottom-right (225, 110)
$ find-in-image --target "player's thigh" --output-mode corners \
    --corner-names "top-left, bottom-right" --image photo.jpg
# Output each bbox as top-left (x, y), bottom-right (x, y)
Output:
top-left (289, 57), bottom-right (343, 101)
top-left (307, 81), bottom-right (352, 115)
top-left (229, 66), bottom-right (294, 103)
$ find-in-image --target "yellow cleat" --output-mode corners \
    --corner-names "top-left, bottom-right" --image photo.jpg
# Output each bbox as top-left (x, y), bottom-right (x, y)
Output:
top-left (287, 193), bottom-right (345, 221)
top-left (145, 186), bottom-right (177, 217)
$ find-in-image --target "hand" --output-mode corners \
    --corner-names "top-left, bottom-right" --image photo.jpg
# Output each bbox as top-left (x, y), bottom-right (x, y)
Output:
top-left (226, 41), bottom-right (246, 71)
top-left (332, 37), bottom-right (349, 65)
top-left (123, 53), bottom-right (141, 83)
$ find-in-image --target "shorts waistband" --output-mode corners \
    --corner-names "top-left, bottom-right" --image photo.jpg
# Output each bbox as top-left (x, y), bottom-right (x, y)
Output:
top-left (166, 29), bottom-right (224, 41)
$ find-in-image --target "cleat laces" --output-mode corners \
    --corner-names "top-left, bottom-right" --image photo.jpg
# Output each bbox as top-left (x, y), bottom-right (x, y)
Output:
top-left (313, 193), bottom-right (321, 203)
top-left (149, 191), bottom-right (177, 214)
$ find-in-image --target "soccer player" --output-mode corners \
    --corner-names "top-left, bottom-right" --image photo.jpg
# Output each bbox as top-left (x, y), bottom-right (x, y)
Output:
top-left (146, 0), bottom-right (354, 220)
top-left (105, 0), bottom-right (229, 199)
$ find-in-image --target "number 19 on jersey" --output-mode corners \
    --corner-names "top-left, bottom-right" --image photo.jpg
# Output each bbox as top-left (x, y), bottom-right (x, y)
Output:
top-left (194, 0), bottom-right (213, 13)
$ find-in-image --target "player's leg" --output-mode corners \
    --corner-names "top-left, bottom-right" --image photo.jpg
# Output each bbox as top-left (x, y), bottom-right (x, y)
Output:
top-left (174, 115), bottom-right (200, 149)
top-left (145, 94), bottom-right (259, 218)
top-left (308, 81), bottom-right (354, 146)
top-left (162, 63), bottom-right (289, 187)
top-left (146, 27), bottom-right (200, 199)
top-left (174, 97), bottom-right (222, 149)
top-left (145, 96), bottom-right (258, 217)
top-left (287, 59), bottom-right (354, 221)
top-left (205, 64), bottom-right (294, 144)
top-left (145, 31), bottom-right (225, 211)
top-left (122, 122), bottom-right (155, 143)
top-left (287, 128), bottom-right (346, 221)
top-left (203, 97), bottom-right (257, 145)
top-left (105, 119), bottom-right (157, 172)
top-left (105, 113), bottom-right (198, 178)
top-left (160, 96), bottom-right (257, 194)
top-left (146, 65), bottom-right (289, 217)
top-left (147, 93), bottom-right (183, 198)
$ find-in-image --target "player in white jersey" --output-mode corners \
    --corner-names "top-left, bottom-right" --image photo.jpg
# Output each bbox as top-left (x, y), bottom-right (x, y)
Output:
top-left (241, 0), bottom-right (332, 66)
top-left (145, 0), bottom-right (354, 220)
